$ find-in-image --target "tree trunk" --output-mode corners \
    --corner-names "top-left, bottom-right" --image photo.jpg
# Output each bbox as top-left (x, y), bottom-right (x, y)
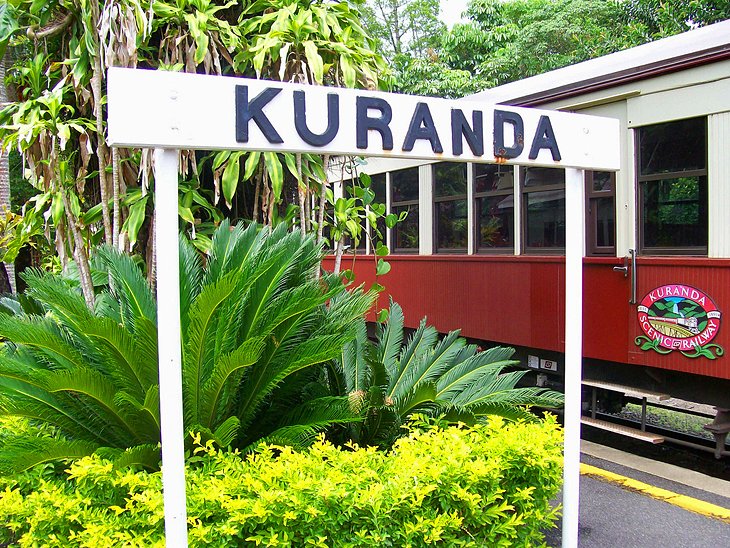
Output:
top-left (333, 237), bottom-right (345, 275)
top-left (91, 56), bottom-right (113, 245)
top-left (317, 155), bottom-right (330, 245)
top-left (61, 191), bottom-right (95, 309)
top-left (0, 52), bottom-right (15, 292)
top-left (147, 212), bottom-right (156, 289)
top-left (297, 153), bottom-right (306, 236)
top-left (112, 147), bottom-right (121, 248)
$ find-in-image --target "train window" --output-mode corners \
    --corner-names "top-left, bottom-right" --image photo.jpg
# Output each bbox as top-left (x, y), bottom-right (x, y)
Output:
top-left (521, 167), bottom-right (565, 252)
top-left (391, 167), bottom-right (420, 252)
top-left (638, 118), bottom-right (708, 254)
top-left (586, 171), bottom-right (616, 256)
top-left (433, 162), bottom-right (468, 252)
top-left (474, 164), bottom-right (514, 252)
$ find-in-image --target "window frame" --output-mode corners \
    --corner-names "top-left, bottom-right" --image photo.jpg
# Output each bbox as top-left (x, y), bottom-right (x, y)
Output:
top-left (636, 118), bottom-right (708, 256)
top-left (585, 171), bottom-right (616, 257)
top-left (432, 162), bottom-right (468, 254)
top-left (390, 166), bottom-right (420, 253)
top-left (473, 164), bottom-right (515, 254)
top-left (520, 167), bottom-right (566, 254)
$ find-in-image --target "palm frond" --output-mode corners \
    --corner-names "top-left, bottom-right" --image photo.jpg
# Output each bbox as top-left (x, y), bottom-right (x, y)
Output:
top-left (80, 316), bottom-right (153, 397)
top-left (467, 402), bottom-right (543, 423)
top-left (0, 315), bottom-right (87, 370)
top-left (451, 369), bottom-right (528, 407)
top-left (43, 367), bottom-right (143, 444)
top-left (388, 329), bottom-right (464, 401)
top-left (376, 300), bottom-right (405, 384)
top-left (112, 391), bottom-right (161, 444)
top-left (179, 234), bottom-right (204, 332)
top-left (340, 319), bottom-right (370, 394)
top-left (96, 246), bottom-right (156, 328)
top-left (203, 220), bottom-right (258, 286)
top-left (111, 444), bottom-right (161, 471)
top-left (236, 334), bottom-right (347, 431)
top-left (468, 386), bottom-right (565, 410)
top-left (212, 416), bottom-right (241, 447)
top-left (183, 271), bottom-right (241, 425)
top-left (250, 396), bottom-right (361, 450)
top-left (388, 319), bottom-right (438, 399)
top-left (198, 336), bottom-right (265, 428)
top-left (0, 356), bottom-right (113, 444)
top-left (22, 271), bottom-right (93, 329)
top-left (0, 435), bottom-right (98, 474)
top-left (392, 382), bottom-right (439, 417)
top-left (436, 347), bottom-right (519, 401)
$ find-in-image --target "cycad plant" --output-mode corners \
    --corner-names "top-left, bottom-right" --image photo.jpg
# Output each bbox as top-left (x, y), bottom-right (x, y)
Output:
top-left (331, 301), bottom-right (564, 448)
top-left (0, 222), bottom-right (373, 472)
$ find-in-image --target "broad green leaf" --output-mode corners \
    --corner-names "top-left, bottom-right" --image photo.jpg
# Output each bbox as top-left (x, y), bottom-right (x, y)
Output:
top-left (376, 259), bottom-right (391, 276)
top-left (67, 192), bottom-right (81, 218)
top-left (371, 283), bottom-right (385, 294)
top-left (51, 192), bottom-right (64, 226)
top-left (340, 54), bottom-right (356, 88)
top-left (304, 41), bottom-right (324, 84)
top-left (124, 197), bottom-right (148, 246)
top-left (243, 151), bottom-right (261, 180)
top-left (283, 153), bottom-right (299, 181)
top-left (264, 152), bottom-right (283, 201)
top-left (385, 214), bottom-right (398, 229)
top-left (222, 153), bottom-right (241, 207)
top-left (194, 33), bottom-right (209, 65)
top-left (212, 150), bottom-right (231, 170)
top-left (179, 205), bottom-right (196, 225)
top-left (362, 188), bottom-right (375, 206)
top-left (375, 243), bottom-right (389, 257)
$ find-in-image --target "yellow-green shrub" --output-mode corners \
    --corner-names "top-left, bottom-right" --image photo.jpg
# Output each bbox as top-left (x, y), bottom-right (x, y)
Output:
top-left (0, 416), bottom-right (563, 547)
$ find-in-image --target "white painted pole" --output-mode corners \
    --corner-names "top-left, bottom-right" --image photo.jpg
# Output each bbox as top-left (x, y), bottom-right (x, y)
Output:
top-left (153, 148), bottom-right (189, 547)
top-left (562, 168), bottom-right (585, 548)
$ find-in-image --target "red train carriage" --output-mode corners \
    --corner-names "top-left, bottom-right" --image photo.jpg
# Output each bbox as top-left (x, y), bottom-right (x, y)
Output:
top-left (325, 20), bottom-right (730, 426)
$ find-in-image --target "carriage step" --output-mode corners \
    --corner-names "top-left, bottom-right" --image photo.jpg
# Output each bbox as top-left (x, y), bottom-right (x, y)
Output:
top-left (581, 417), bottom-right (665, 444)
top-left (582, 379), bottom-right (670, 401)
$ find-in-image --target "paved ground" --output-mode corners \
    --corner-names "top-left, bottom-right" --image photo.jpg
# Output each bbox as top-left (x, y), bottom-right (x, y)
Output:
top-left (542, 441), bottom-right (730, 547)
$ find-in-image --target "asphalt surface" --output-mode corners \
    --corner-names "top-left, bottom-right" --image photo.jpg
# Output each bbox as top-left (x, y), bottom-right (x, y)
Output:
top-left (542, 441), bottom-right (730, 547)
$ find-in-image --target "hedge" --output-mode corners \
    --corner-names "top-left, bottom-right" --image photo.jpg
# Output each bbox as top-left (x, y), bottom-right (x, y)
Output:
top-left (0, 416), bottom-right (563, 547)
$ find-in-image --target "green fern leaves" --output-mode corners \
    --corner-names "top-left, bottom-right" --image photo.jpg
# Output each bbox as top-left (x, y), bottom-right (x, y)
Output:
top-left (332, 301), bottom-right (564, 447)
top-left (0, 222), bottom-right (374, 472)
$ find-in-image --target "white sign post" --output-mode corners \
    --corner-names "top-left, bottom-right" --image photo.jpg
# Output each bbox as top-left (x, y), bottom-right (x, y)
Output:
top-left (107, 67), bottom-right (619, 548)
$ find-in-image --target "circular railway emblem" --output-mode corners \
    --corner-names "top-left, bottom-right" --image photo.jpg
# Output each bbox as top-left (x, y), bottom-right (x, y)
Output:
top-left (636, 284), bottom-right (723, 359)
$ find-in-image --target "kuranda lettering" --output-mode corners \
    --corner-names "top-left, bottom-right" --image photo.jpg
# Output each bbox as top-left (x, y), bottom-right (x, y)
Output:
top-left (234, 85), bottom-right (564, 162)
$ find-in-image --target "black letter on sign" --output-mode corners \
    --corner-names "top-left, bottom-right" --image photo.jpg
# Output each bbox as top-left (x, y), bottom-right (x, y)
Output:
top-left (235, 86), bottom-right (283, 144)
top-left (356, 97), bottom-right (393, 150)
top-left (529, 115), bottom-right (561, 161)
top-left (293, 91), bottom-right (340, 147)
top-left (452, 109), bottom-right (483, 156)
top-left (493, 110), bottom-right (524, 159)
top-left (403, 102), bottom-right (443, 153)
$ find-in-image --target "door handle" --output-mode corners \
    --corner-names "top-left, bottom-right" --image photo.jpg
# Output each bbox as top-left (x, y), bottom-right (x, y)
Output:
top-left (612, 249), bottom-right (637, 304)
top-left (629, 248), bottom-right (637, 305)
top-left (613, 257), bottom-right (628, 277)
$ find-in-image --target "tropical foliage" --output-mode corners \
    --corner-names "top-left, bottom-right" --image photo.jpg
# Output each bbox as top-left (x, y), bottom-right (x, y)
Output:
top-left (0, 1), bottom-right (390, 284)
top-left (329, 301), bottom-right (564, 447)
top-left (364, 0), bottom-right (730, 98)
top-left (0, 416), bottom-right (563, 546)
top-left (0, 222), bottom-right (374, 473)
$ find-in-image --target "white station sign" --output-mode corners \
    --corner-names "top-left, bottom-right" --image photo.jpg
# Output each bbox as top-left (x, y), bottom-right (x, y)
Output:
top-left (107, 68), bottom-right (619, 171)
top-left (106, 67), bottom-right (620, 548)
